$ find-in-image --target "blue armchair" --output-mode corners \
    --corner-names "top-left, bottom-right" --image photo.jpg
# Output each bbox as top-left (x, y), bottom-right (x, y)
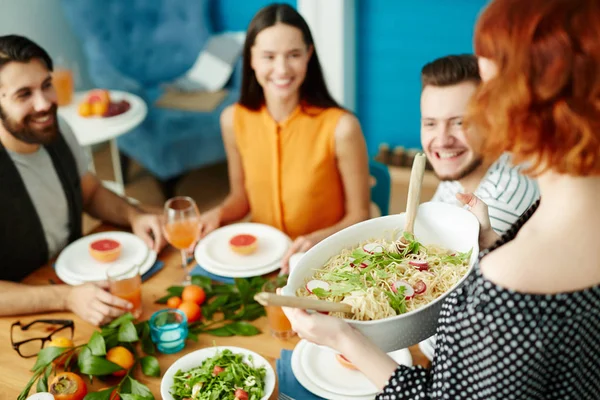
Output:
top-left (370, 160), bottom-right (391, 216)
top-left (61, 0), bottom-right (240, 196)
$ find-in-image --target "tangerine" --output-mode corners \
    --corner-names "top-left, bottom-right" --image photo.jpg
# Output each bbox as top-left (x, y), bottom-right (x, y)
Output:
top-left (182, 285), bottom-right (206, 305)
top-left (91, 101), bottom-right (108, 116)
top-left (47, 336), bottom-right (75, 367)
top-left (166, 296), bottom-right (182, 308)
top-left (106, 346), bottom-right (135, 377)
top-left (178, 301), bottom-right (202, 322)
top-left (77, 102), bottom-right (92, 117)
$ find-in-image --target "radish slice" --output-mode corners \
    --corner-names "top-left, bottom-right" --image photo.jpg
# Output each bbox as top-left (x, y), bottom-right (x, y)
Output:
top-left (363, 243), bottom-right (383, 254)
top-left (348, 257), bottom-right (356, 267)
top-left (409, 260), bottom-right (429, 271)
top-left (392, 280), bottom-right (415, 299)
top-left (306, 280), bottom-right (330, 293)
top-left (413, 280), bottom-right (427, 294)
top-left (360, 260), bottom-right (371, 269)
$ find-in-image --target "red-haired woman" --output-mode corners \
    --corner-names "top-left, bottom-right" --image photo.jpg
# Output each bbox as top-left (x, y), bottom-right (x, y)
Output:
top-left (282, 0), bottom-right (600, 398)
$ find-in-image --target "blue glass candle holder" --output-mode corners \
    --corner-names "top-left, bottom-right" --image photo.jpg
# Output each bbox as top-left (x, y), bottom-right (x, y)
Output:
top-left (149, 309), bottom-right (188, 354)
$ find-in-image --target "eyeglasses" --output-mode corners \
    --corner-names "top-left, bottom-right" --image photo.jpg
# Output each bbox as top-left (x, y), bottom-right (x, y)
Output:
top-left (11, 319), bottom-right (74, 358)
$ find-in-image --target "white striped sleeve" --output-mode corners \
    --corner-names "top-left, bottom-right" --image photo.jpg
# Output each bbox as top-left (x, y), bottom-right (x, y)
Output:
top-left (477, 160), bottom-right (540, 235)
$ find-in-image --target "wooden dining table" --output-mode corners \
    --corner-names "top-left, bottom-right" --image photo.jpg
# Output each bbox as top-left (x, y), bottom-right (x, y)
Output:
top-left (0, 224), bottom-right (430, 400)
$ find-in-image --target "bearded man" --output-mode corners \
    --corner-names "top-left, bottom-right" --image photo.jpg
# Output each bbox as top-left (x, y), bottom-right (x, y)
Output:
top-left (0, 35), bottom-right (165, 326)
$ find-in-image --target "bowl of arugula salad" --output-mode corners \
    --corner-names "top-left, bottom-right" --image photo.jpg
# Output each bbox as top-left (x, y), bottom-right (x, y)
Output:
top-left (161, 346), bottom-right (276, 400)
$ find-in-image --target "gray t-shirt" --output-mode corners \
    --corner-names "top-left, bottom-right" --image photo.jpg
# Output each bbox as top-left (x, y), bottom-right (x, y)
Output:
top-left (7, 118), bottom-right (88, 258)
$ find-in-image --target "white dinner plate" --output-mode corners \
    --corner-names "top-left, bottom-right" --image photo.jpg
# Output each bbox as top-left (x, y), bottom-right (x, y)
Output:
top-left (291, 340), bottom-right (376, 400)
top-left (56, 250), bottom-right (157, 286)
top-left (195, 223), bottom-right (291, 270)
top-left (160, 346), bottom-right (275, 400)
top-left (55, 232), bottom-right (155, 284)
top-left (194, 254), bottom-right (282, 279)
top-left (300, 340), bottom-right (413, 397)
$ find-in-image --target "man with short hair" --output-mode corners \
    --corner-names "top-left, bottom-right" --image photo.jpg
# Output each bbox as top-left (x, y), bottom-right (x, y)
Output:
top-left (421, 54), bottom-right (540, 235)
top-left (0, 35), bottom-right (165, 326)
top-left (419, 54), bottom-right (540, 360)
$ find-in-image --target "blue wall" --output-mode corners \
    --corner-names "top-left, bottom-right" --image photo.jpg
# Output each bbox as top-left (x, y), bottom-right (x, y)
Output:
top-left (209, 0), bottom-right (296, 32)
top-left (357, 0), bottom-right (489, 155)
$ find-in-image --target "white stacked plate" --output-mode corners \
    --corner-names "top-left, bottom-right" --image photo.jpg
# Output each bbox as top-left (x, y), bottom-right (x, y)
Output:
top-left (55, 231), bottom-right (156, 285)
top-left (194, 223), bottom-right (291, 278)
top-left (291, 340), bottom-right (413, 399)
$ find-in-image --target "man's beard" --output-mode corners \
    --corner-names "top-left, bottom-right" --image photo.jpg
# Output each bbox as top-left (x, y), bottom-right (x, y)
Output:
top-left (436, 156), bottom-right (484, 182)
top-left (0, 104), bottom-right (59, 146)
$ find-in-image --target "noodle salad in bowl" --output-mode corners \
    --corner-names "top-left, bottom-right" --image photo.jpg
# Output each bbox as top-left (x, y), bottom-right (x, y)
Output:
top-left (282, 202), bottom-right (480, 352)
top-left (297, 232), bottom-right (472, 321)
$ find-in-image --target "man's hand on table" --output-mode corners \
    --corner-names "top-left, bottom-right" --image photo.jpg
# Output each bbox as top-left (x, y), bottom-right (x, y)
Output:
top-left (65, 282), bottom-right (132, 326)
top-left (128, 208), bottom-right (167, 253)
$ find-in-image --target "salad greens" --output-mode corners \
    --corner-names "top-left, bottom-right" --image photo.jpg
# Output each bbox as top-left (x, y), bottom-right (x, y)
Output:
top-left (170, 349), bottom-right (267, 400)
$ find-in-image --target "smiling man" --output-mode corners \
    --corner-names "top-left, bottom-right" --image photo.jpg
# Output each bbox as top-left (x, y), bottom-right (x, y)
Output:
top-left (419, 55), bottom-right (540, 361)
top-left (0, 35), bottom-right (165, 326)
top-left (421, 54), bottom-right (540, 234)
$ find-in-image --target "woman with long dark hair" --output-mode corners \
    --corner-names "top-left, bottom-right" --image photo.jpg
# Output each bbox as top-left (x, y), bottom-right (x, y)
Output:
top-left (282, 0), bottom-right (600, 398)
top-left (199, 3), bottom-right (370, 271)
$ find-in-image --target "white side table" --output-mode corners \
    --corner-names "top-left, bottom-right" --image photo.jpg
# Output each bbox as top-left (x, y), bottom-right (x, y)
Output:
top-left (57, 90), bottom-right (148, 195)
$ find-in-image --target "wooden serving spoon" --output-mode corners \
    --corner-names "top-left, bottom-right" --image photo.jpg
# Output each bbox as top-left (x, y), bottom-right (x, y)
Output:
top-left (254, 292), bottom-right (352, 314)
top-left (398, 153), bottom-right (427, 250)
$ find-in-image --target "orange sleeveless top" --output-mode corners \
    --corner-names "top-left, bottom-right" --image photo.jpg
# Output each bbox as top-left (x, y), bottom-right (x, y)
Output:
top-left (233, 103), bottom-right (346, 239)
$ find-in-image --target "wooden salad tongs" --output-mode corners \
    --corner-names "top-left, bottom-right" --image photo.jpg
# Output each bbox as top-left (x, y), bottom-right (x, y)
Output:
top-left (398, 153), bottom-right (427, 249)
top-left (254, 292), bottom-right (352, 314)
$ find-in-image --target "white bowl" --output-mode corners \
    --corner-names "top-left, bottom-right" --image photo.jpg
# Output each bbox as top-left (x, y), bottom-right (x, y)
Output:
top-left (282, 202), bottom-right (479, 352)
top-left (160, 346), bottom-right (276, 400)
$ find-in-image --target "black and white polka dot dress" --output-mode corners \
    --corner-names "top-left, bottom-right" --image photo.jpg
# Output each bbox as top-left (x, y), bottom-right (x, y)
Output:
top-left (378, 202), bottom-right (600, 399)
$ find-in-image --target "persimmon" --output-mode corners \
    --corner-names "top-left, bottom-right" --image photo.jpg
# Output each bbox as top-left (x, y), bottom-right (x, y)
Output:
top-left (178, 301), bottom-right (202, 322)
top-left (106, 346), bottom-right (135, 377)
top-left (182, 285), bottom-right (206, 305)
top-left (48, 372), bottom-right (87, 400)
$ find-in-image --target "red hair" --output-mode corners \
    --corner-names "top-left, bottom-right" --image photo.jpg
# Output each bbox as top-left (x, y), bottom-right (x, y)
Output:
top-left (467, 0), bottom-right (600, 176)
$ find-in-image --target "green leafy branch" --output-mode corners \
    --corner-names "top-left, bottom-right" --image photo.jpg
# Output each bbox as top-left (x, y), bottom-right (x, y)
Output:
top-left (155, 276), bottom-right (269, 339)
top-left (18, 313), bottom-right (160, 400)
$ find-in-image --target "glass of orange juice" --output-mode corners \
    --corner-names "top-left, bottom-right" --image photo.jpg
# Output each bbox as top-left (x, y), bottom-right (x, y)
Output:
top-left (106, 262), bottom-right (143, 319)
top-left (262, 276), bottom-right (296, 340)
top-left (163, 196), bottom-right (200, 285)
top-left (52, 68), bottom-right (74, 106)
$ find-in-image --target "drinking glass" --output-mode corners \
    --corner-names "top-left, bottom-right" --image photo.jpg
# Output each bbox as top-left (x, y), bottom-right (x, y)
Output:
top-left (262, 276), bottom-right (296, 340)
top-left (163, 196), bottom-right (200, 284)
top-left (149, 309), bottom-right (188, 354)
top-left (106, 262), bottom-right (143, 319)
top-left (52, 68), bottom-right (73, 106)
